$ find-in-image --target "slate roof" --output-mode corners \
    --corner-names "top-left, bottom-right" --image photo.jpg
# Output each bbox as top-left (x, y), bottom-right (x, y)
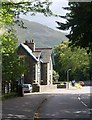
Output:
top-left (33, 51), bottom-right (41, 59)
top-left (18, 43), bottom-right (53, 63)
top-left (35, 48), bottom-right (52, 63)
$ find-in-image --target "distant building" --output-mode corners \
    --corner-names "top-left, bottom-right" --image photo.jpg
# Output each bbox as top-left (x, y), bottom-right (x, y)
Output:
top-left (17, 40), bottom-right (54, 85)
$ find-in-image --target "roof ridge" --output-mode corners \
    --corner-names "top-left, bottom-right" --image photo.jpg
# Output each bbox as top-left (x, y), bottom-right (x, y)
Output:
top-left (36, 48), bottom-right (52, 49)
top-left (20, 43), bottom-right (39, 62)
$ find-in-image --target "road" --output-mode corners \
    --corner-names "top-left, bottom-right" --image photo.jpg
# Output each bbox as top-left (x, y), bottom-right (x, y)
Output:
top-left (35, 87), bottom-right (92, 120)
top-left (2, 86), bottom-right (92, 120)
top-left (38, 94), bottom-right (91, 120)
top-left (2, 94), bottom-right (47, 119)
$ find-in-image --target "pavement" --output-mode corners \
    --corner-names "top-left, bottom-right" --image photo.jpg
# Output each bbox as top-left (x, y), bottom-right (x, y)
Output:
top-left (2, 86), bottom-right (91, 120)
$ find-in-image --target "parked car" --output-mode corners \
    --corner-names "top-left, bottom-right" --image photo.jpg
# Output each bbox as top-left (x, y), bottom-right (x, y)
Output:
top-left (79, 81), bottom-right (85, 86)
top-left (23, 84), bottom-right (32, 93)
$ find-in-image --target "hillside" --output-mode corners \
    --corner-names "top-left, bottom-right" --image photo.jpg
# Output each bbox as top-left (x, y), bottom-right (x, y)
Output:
top-left (15, 19), bottom-right (67, 48)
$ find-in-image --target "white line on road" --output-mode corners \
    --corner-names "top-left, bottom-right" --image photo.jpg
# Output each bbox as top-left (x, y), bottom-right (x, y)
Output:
top-left (78, 97), bottom-right (81, 100)
top-left (78, 96), bottom-right (88, 107)
top-left (81, 101), bottom-right (88, 107)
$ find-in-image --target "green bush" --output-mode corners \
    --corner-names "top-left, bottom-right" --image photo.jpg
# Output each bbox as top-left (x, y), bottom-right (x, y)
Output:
top-left (53, 70), bottom-right (59, 83)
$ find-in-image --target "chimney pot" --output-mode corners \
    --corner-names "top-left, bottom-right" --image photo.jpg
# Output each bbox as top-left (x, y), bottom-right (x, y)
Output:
top-left (32, 39), bottom-right (34, 43)
top-left (25, 40), bottom-right (28, 43)
top-left (25, 39), bottom-right (35, 51)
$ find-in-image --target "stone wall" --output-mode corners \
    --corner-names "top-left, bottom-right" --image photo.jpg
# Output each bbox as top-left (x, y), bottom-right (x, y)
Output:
top-left (39, 85), bottom-right (57, 92)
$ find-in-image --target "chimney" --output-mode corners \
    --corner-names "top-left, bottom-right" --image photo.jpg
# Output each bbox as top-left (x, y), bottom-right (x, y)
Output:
top-left (24, 40), bottom-right (35, 51)
top-left (25, 40), bottom-right (28, 44)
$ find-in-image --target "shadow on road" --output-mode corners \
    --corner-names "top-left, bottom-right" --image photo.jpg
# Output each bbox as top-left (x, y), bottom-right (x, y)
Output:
top-left (2, 86), bottom-right (92, 120)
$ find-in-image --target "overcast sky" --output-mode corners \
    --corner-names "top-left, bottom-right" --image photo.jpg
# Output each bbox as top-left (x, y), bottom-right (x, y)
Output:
top-left (20, 0), bottom-right (69, 32)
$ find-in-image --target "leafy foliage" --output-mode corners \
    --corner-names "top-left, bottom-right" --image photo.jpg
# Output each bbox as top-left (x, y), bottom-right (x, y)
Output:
top-left (0, 8), bottom-right (13, 28)
top-left (54, 41), bottom-right (89, 81)
top-left (1, 30), bottom-right (26, 82)
top-left (1, 0), bottom-right (53, 28)
top-left (53, 70), bottom-right (59, 83)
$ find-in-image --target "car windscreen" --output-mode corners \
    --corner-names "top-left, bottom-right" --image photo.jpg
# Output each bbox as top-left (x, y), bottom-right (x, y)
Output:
top-left (23, 85), bottom-right (29, 88)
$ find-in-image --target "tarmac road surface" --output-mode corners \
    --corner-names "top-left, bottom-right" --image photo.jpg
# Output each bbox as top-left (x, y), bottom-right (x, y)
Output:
top-left (38, 93), bottom-right (91, 120)
top-left (35, 86), bottom-right (91, 120)
top-left (2, 86), bottom-right (92, 120)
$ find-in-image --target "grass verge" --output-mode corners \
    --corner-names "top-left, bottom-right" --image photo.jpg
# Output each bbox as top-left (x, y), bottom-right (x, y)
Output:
top-left (2, 92), bottom-right (18, 100)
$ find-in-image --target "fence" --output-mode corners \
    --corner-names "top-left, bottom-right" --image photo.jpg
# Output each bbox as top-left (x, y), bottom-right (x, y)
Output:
top-left (2, 82), bottom-right (18, 94)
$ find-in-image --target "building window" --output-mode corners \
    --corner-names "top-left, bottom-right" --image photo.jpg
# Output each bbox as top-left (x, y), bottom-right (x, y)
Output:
top-left (49, 75), bottom-right (51, 80)
top-left (49, 60), bottom-right (52, 70)
top-left (33, 63), bottom-right (35, 80)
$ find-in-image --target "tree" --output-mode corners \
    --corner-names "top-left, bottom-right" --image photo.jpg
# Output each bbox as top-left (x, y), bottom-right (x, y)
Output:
top-left (53, 70), bottom-right (59, 83)
top-left (54, 41), bottom-right (89, 81)
top-left (0, 0), bottom-right (53, 35)
top-left (1, 30), bottom-right (26, 83)
top-left (56, 2), bottom-right (92, 81)
top-left (56, 2), bottom-right (92, 52)
top-left (1, 0), bottom-right (52, 28)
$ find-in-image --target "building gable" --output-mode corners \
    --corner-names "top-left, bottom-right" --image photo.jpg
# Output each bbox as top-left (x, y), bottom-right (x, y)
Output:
top-left (18, 43), bottom-right (39, 62)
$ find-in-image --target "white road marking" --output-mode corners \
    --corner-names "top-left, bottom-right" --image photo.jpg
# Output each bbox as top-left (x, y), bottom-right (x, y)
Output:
top-left (78, 96), bottom-right (88, 107)
top-left (81, 101), bottom-right (88, 107)
top-left (78, 97), bottom-right (81, 100)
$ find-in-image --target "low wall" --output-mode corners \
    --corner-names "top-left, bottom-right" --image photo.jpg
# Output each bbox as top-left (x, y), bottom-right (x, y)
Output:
top-left (39, 85), bottom-right (57, 92)
top-left (84, 81), bottom-right (92, 86)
